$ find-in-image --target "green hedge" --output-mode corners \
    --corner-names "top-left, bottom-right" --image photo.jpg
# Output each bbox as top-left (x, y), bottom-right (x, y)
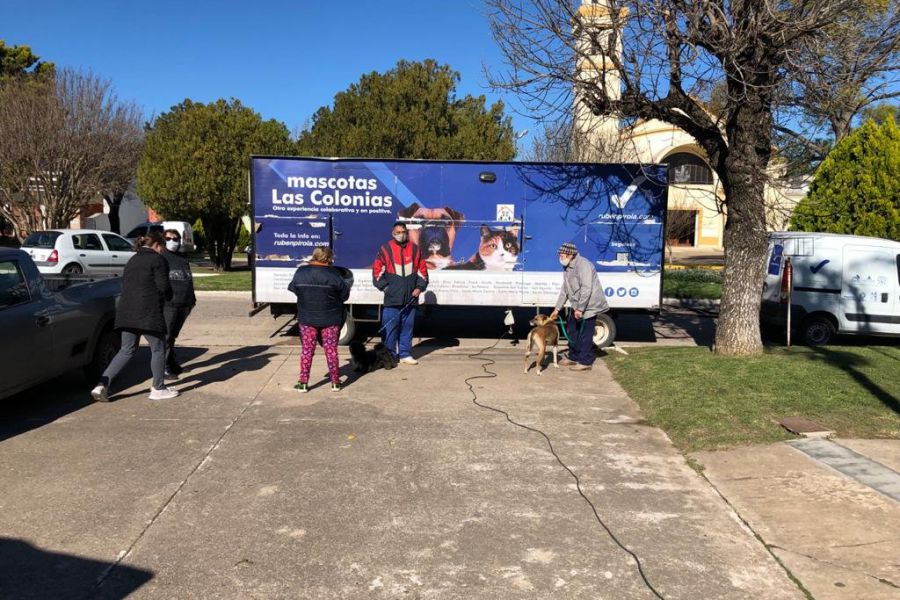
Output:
top-left (664, 268), bottom-right (723, 284)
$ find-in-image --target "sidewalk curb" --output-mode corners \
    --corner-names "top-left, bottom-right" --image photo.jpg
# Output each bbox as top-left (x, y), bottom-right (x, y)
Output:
top-left (662, 298), bottom-right (720, 310)
top-left (195, 290), bottom-right (251, 297)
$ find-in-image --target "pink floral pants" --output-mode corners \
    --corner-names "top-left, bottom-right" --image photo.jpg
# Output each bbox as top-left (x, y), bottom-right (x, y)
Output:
top-left (299, 324), bottom-right (341, 385)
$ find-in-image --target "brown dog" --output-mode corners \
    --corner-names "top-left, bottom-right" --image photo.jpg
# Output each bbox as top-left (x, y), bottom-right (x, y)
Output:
top-left (523, 314), bottom-right (560, 375)
top-left (396, 203), bottom-right (465, 270)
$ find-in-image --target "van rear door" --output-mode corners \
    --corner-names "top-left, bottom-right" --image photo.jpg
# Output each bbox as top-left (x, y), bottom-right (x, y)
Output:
top-left (840, 245), bottom-right (900, 335)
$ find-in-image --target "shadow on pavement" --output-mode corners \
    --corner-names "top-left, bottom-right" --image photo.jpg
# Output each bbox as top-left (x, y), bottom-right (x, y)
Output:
top-left (110, 345), bottom-right (275, 399)
top-left (652, 309), bottom-right (717, 347)
top-left (0, 372), bottom-right (94, 444)
top-left (316, 337), bottom-right (464, 392)
top-left (0, 347), bottom-right (213, 442)
top-left (413, 337), bottom-right (461, 359)
top-left (0, 537), bottom-right (153, 600)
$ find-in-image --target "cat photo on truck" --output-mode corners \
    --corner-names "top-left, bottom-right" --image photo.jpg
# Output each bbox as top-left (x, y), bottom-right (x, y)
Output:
top-left (445, 224), bottom-right (521, 271)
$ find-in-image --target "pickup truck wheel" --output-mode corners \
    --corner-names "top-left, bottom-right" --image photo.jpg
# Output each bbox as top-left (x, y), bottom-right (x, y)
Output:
top-left (338, 313), bottom-right (356, 346)
top-left (802, 316), bottom-right (835, 346)
top-left (85, 329), bottom-right (120, 381)
top-left (62, 263), bottom-right (83, 275)
top-left (592, 313), bottom-right (617, 348)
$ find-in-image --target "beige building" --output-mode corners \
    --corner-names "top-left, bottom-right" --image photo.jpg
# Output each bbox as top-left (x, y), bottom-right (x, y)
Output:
top-left (572, 0), bottom-right (806, 249)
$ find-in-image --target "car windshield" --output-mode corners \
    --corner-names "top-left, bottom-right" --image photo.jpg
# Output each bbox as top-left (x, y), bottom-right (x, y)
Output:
top-left (23, 231), bottom-right (62, 249)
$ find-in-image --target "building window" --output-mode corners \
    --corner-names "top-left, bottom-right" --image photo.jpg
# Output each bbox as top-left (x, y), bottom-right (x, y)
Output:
top-left (664, 153), bottom-right (713, 185)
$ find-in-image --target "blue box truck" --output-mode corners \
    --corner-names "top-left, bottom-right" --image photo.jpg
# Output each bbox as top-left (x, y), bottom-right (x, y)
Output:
top-left (250, 157), bottom-right (667, 346)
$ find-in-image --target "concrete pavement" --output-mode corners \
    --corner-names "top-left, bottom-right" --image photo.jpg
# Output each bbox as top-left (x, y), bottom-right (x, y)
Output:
top-left (0, 298), bottom-right (803, 598)
top-left (695, 441), bottom-right (900, 600)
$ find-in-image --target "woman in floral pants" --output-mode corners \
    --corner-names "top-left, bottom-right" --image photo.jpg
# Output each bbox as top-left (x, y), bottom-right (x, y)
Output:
top-left (299, 324), bottom-right (340, 387)
top-left (287, 247), bottom-right (352, 392)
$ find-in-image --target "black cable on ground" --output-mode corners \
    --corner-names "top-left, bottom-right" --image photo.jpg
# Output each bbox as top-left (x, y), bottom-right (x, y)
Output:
top-left (464, 334), bottom-right (666, 600)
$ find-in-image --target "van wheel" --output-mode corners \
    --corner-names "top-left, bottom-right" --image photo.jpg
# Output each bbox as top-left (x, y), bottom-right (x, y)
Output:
top-left (62, 263), bottom-right (83, 275)
top-left (802, 316), bottom-right (835, 346)
top-left (592, 313), bottom-right (617, 348)
top-left (338, 313), bottom-right (356, 346)
top-left (84, 328), bottom-right (120, 381)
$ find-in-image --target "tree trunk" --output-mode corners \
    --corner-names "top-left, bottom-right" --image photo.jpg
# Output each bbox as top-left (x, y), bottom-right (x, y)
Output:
top-left (715, 101), bottom-right (773, 356)
top-left (715, 182), bottom-right (768, 356)
top-left (202, 213), bottom-right (239, 272)
top-left (105, 191), bottom-right (125, 234)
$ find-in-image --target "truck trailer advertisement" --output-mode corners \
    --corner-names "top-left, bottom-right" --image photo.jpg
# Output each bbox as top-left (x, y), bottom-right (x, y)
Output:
top-left (250, 157), bottom-right (667, 310)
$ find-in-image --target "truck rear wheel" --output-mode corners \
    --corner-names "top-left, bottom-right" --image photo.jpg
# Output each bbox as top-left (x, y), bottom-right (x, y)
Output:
top-left (593, 313), bottom-right (617, 348)
top-left (338, 312), bottom-right (356, 345)
top-left (802, 315), bottom-right (835, 346)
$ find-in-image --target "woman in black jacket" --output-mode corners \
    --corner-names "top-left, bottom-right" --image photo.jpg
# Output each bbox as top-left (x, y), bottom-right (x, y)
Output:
top-left (288, 246), bottom-right (351, 393)
top-left (90, 231), bottom-right (177, 402)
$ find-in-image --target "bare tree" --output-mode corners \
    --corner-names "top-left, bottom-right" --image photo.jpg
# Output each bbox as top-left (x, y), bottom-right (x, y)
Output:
top-left (525, 114), bottom-right (636, 162)
top-left (0, 69), bottom-right (143, 234)
top-left (487, 0), bottom-right (895, 355)
top-left (776, 3), bottom-right (900, 167)
top-left (98, 105), bottom-right (144, 233)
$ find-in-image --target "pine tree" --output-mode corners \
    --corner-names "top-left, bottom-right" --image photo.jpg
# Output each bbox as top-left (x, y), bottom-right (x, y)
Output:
top-left (791, 117), bottom-right (900, 241)
top-left (296, 60), bottom-right (516, 161)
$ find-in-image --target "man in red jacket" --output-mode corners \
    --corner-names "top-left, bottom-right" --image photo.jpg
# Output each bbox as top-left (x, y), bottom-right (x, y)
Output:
top-left (372, 222), bottom-right (428, 364)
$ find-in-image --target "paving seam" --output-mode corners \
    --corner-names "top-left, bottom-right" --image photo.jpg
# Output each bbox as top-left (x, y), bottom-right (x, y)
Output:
top-left (690, 468), bottom-right (814, 599)
top-left (767, 544), bottom-right (900, 590)
top-left (787, 438), bottom-right (900, 503)
top-left (87, 351), bottom-right (292, 597)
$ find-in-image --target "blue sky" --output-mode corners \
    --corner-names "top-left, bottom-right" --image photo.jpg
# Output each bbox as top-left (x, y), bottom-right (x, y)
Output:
top-left (2, 0), bottom-right (535, 146)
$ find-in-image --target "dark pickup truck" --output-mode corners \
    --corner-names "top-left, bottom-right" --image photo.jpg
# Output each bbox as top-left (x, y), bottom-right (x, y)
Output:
top-left (1, 248), bottom-right (122, 400)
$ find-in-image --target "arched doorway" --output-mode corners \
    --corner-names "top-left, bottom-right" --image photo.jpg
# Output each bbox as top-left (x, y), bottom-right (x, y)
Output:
top-left (662, 151), bottom-right (720, 248)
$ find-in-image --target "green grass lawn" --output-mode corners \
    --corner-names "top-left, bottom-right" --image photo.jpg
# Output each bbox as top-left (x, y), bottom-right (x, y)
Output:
top-left (193, 270), bottom-right (251, 291)
top-left (605, 345), bottom-right (900, 452)
top-left (662, 268), bottom-right (722, 299)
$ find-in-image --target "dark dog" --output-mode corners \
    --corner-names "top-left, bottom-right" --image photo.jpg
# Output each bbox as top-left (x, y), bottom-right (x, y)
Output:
top-left (349, 341), bottom-right (398, 372)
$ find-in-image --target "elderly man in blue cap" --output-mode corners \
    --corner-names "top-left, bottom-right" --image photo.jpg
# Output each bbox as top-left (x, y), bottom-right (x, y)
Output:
top-left (549, 242), bottom-right (609, 371)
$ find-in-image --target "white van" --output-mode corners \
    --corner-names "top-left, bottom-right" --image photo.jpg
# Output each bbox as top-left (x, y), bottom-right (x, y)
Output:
top-left (761, 232), bottom-right (900, 344)
top-left (125, 221), bottom-right (195, 253)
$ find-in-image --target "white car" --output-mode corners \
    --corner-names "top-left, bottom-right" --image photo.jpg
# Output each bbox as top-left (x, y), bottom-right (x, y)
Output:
top-left (22, 229), bottom-right (136, 275)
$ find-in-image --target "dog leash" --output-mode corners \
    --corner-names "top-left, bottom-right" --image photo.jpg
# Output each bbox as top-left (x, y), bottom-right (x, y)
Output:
top-left (361, 295), bottom-right (419, 345)
top-left (557, 311), bottom-right (586, 344)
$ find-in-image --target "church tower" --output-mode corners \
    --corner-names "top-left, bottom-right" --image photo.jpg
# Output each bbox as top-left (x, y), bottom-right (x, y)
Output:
top-left (572, 0), bottom-right (623, 160)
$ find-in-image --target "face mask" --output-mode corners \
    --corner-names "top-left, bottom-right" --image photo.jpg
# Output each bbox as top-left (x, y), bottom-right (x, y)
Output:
top-left (165, 240), bottom-right (180, 252)
top-left (393, 233), bottom-right (408, 243)
top-left (559, 257), bottom-right (570, 267)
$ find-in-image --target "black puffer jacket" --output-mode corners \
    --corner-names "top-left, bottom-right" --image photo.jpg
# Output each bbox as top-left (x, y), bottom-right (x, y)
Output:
top-left (161, 250), bottom-right (196, 308)
top-left (115, 247), bottom-right (173, 335)
top-left (288, 264), bottom-right (351, 327)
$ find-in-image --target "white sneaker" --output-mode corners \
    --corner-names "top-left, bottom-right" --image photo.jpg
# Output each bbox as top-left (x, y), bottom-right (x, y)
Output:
top-left (399, 356), bottom-right (418, 365)
top-left (91, 384), bottom-right (109, 403)
top-left (149, 387), bottom-right (180, 400)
